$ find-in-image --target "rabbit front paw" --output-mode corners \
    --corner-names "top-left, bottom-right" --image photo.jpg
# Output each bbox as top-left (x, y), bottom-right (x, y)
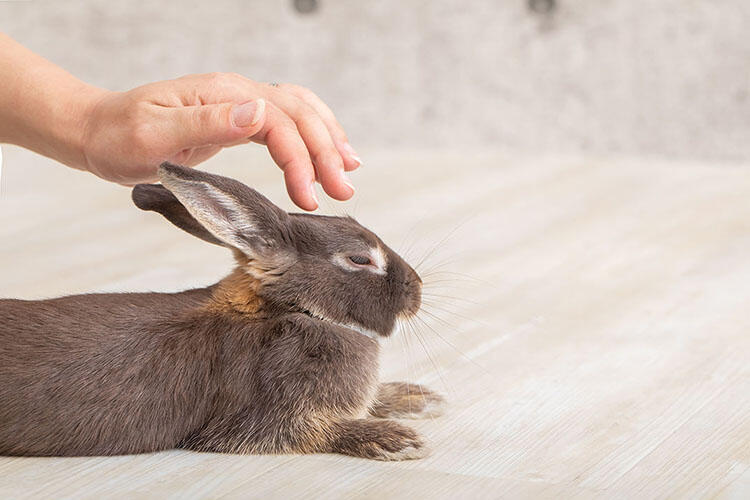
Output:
top-left (369, 382), bottom-right (446, 419)
top-left (330, 419), bottom-right (429, 461)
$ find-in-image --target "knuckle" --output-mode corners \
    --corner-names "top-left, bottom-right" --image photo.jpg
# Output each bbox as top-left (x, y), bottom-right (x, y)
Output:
top-left (295, 86), bottom-right (318, 102)
top-left (310, 149), bottom-right (343, 170)
top-left (284, 96), bottom-right (312, 119)
top-left (204, 72), bottom-right (241, 88)
top-left (204, 71), bottom-right (223, 83)
top-left (276, 117), bottom-right (300, 135)
top-left (224, 72), bottom-right (245, 83)
top-left (196, 105), bottom-right (221, 130)
top-left (283, 82), bottom-right (316, 101)
top-left (300, 104), bottom-right (320, 122)
top-left (292, 104), bottom-right (323, 129)
top-left (279, 158), bottom-right (298, 173)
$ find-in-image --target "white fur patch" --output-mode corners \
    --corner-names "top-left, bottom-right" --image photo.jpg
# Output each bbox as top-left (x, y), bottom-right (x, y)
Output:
top-left (369, 246), bottom-right (387, 274)
top-left (302, 305), bottom-right (382, 342)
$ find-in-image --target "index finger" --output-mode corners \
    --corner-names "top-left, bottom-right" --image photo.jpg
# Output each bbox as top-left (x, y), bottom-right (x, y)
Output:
top-left (250, 102), bottom-right (318, 211)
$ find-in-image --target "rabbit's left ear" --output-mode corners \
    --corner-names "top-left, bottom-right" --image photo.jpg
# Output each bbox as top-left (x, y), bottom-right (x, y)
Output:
top-left (156, 162), bottom-right (292, 259)
top-left (132, 183), bottom-right (225, 246)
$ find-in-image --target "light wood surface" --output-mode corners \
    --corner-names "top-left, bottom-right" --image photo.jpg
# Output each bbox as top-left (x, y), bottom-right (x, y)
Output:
top-left (1, 146), bottom-right (749, 499)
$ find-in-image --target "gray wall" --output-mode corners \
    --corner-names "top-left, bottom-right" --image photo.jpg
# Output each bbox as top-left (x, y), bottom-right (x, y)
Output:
top-left (1, 0), bottom-right (749, 161)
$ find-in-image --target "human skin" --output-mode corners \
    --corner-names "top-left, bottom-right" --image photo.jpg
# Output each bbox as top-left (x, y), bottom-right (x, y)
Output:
top-left (0, 33), bottom-right (361, 211)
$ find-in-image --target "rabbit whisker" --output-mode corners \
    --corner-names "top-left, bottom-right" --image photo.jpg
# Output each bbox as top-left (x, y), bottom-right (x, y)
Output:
top-left (413, 312), bottom-right (490, 377)
top-left (420, 300), bottom-right (485, 327)
top-left (413, 216), bottom-right (474, 273)
top-left (396, 318), bottom-right (414, 414)
top-left (407, 316), bottom-right (452, 397)
top-left (420, 292), bottom-right (479, 305)
top-left (422, 269), bottom-right (492, 287)
top-left (417, 306), bottom-right (460, 330)
top-left (397, 219), bottom-right (426, 264)
top-left (399, 317), bottom-right (433, 417)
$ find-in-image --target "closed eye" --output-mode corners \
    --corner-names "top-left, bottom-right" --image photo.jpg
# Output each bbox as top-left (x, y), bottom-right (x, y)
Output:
top-left (348, 255), bottom-right (372, 266)
top-left (331, 248), bottom-right (387, 275)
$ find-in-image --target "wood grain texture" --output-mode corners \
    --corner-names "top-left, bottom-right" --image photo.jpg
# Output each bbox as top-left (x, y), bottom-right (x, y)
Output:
top-left (1, 146), bottom-right (749, 499)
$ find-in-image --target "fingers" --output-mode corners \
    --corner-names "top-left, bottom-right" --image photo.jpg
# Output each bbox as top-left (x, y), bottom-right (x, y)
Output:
top-left (163, 99), bottom-right (266, 150)
top-left (283, 156), bottom-right (319, 212)
top-left (279, 83), bottom-right (362, 171)
top-left (159, 73), bottom-right (360, 211)
top-left (160, 96), bottom-right (324, 211)
top-left (263, 86), bottom-right (355, 201)
top-left (252, 102), bottom-right (319, 211)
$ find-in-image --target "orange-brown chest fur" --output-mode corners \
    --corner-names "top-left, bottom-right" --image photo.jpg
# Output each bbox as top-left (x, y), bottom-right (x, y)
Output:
top-left (203, 254), bottom-right (270, 316)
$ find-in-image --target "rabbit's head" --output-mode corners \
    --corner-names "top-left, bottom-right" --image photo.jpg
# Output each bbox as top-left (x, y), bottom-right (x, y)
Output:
top-left (132, 163), bottom-right (421, 338)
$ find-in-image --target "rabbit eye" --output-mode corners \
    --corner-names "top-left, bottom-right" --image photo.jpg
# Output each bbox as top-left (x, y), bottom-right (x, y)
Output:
top-left (332, 248), bottom-right (387, 275)
top-left (348, 255), bottom-right (372, 266)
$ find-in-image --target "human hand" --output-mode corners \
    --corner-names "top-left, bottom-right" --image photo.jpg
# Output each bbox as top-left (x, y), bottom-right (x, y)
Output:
top-left (82, 73), bottom-right (361, 210)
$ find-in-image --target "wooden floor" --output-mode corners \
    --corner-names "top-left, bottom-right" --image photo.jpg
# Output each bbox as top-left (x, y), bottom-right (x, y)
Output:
top-left (1, 146), bottom-right (749, 499)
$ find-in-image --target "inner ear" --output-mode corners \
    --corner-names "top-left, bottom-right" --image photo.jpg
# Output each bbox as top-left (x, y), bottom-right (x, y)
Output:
top-left (132, 184), bottom-right (225, 246)
top-left (156, 163), bottom-right (291, 259)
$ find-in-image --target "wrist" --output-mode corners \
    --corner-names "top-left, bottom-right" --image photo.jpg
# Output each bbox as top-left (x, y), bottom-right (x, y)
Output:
top-left (45, 82), bottom-right (111, 171)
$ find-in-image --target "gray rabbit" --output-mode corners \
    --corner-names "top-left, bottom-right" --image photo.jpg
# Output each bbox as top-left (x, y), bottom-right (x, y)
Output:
top-left (0, 163), bottom-right (444, 460)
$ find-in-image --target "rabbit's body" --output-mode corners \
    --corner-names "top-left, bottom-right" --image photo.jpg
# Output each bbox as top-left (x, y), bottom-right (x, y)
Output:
top-left (0, 288), bottom-right (218, 455)
top-left (0, 164), bottom-right (444, 460)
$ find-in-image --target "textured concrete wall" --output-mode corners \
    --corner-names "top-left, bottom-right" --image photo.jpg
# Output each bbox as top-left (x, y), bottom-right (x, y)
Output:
top-left (1, 0), bottom-right (749, 161)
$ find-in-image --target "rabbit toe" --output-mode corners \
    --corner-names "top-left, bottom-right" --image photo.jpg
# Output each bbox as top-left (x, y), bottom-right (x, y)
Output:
top-left (370, 382), bottom-right (447, 419)
top-left (330, 419), bottom-right (430, 461)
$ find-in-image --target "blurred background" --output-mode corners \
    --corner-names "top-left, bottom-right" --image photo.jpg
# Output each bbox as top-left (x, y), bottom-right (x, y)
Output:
top-left (2, 0), bottom-right (749, 162)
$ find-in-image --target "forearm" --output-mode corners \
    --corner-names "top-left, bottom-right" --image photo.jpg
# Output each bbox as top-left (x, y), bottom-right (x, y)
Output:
top-left (0, 33), bottom-right (108, 169)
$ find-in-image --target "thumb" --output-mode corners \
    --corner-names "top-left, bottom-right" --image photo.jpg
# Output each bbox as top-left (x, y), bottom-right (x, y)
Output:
top-left (165, 99), bottom-right (266, 150)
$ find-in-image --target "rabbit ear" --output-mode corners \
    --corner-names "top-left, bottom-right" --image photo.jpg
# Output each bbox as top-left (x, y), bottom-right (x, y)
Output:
top-left (155, 163), bottom-right (291, 258)
top-left (132, 184), bottom-right (225, 246)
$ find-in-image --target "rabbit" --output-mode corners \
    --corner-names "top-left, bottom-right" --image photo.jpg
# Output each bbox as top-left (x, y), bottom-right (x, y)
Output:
top-left (0, 162), bottom-right (445, 460)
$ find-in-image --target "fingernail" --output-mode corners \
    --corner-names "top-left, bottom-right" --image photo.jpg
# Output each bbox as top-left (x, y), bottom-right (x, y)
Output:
top-left (342, 173), bottom-right (355, 194)
top-left (309, 181), bottom-right (319, 207)
top-left (343, 142), bottom-right (362, 166)
top-left (232, 99), bottom-right (265, 128)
